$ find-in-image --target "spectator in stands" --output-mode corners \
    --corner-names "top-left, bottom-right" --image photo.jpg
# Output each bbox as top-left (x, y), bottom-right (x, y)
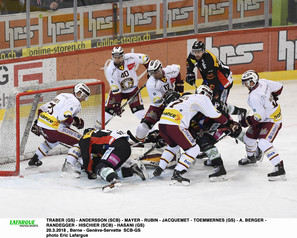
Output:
top-left (30, 0), bottom-right (64, 11)
top-left (0, 0), bottom-right (25, 14)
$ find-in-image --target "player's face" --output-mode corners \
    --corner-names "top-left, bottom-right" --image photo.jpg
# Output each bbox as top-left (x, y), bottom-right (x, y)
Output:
top-left (192, 50), bottom-right (204, 60)
top-left (243, 80), bottom-right (255, 90)
top-left (113, 55), bottom-right (124, 66)
top-left (151, 68), bottom-right (163, 79)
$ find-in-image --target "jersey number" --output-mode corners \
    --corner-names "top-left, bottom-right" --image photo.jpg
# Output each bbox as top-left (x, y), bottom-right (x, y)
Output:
top-left (163, 83), bottom-right (170, 91)
top-left (121, 70), bottom-right (129, 78)
top-left (47, 102), bottom-right (56, 115)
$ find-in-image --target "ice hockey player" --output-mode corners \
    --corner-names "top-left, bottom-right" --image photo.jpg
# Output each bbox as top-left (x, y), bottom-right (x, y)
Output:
top-left (186, 40), bottom-right (246, 118)
top-left (238, 70), bottom-right (286, 181)
top-left (187, 94), bottom-right (242, 176)
top-left (153, 85), bottom-right (239, 185)
top-left (29, 83), bottom-right (90, 167)
top-left (103, 46), bottom-right (150, 125)
top-left (61, 128), bottom-right (148, 192)
top-left (135, 59), bottom-right (184, 142)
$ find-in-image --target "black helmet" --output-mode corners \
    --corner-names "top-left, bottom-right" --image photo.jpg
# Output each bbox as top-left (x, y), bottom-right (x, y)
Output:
top-left (192, 41), bottom-right (205, 52)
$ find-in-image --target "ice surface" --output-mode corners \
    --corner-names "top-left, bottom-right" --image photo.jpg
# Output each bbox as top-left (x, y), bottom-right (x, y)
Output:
top-left (1, 81), bottom-right (297, 237)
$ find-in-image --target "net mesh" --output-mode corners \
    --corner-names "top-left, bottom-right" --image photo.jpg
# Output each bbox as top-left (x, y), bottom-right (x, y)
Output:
top-left (0, 80), bottom-right (104, 175)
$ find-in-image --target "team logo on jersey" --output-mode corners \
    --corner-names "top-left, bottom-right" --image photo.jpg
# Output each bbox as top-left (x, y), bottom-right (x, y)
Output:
top-left (127, 63), bottom-right (135, 70)
top-left (118, 65), bottom-right (124, 70)
top-left (209, 84), bottom-right (215, 90)
top-left (160, 77), bottom-right (167, 83)
top-left (120, 78), bottom-right (134, 90)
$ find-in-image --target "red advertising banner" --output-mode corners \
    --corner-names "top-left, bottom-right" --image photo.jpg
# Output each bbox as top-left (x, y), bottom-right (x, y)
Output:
top-left (1, 27), bottom-right (296, 93)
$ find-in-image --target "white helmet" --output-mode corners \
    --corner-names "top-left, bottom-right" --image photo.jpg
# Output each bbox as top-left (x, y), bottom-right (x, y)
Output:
top-left (195, 85), bottom-right (213, 100)
top-left (74, 83), bottom-right (90, 101)
top-left (241, 70), bottom-right (259, 88)
top-left (111, 46), bottom-right (124, 57)
top-left (147, 60), bottom-right (162, 74)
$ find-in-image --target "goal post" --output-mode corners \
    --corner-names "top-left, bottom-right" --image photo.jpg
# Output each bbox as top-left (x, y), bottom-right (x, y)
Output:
top-left (0, 80), bottom-right (105, 176)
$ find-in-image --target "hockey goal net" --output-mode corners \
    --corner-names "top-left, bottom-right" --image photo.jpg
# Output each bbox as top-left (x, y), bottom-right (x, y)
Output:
top-left (0, 80), bottom-right (105, 176)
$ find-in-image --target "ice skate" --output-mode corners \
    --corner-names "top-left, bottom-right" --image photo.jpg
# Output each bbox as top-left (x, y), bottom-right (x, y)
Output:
top-left (268, 161), bottom-right (287, 181)
top-left (60, 159), bottom-right (81, 178)
top-left (170, 170), bottom-right (190, 186)
top-left (153, 166), bottom-right (164, 177)
top-left (196, 152), bottom-right (207, 159)
top-left (102, 178), bottom-right (122, 192)
top-left (204, 159), bottom-right (213, 166)
top-left (27, 154), bottom-right (42, 168)
top-left (255, 147), bottom-right (264, 162)
top-left (238, 155), bottom-right (257, 166)
top-left (209, 165), bottom-right (228, 182)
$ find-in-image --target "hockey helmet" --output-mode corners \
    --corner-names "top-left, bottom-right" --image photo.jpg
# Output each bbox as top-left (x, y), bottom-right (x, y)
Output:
top-left (147, 60), bottom-right (162, 74)
top-left (241, 70), bottom-right (259, 89)
top-left (74, 83), bottom-right (90, 101)
top-left (195, 85), bottom-right (213, 100)
top-left (112, 46), bottom-right (124, 57)
top-left (192, 41), bottom-right (205, 52)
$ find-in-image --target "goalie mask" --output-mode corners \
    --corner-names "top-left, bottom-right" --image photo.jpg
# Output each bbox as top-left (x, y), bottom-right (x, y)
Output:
top-left (241, 70), bottom-right (259, 89)
top-left (195, 85), bottom-right (213, 100)
top-left (74, 83), bottom-right (90, 101)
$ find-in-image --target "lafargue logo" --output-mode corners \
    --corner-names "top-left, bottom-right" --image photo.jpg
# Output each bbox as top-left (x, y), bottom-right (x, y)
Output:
top-left (10, 219), bottom-right (38, 227)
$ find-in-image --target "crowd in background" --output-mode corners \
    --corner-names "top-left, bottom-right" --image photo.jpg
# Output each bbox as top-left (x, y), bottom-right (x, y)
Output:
top-left (0, 0), bottom-right (134, 14)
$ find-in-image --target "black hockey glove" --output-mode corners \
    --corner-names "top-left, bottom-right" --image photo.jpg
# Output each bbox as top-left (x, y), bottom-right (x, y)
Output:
top-left (225, 120), bottom-right (242, 138)
top-left (73, 116), bottom-right (84, 129)
top-left (112, 102), bottom-right (124, 116)
top-left (31, 119), bottom-right (41, 136)
top-left (272, 93), bottom-right (279, 102)
top-left (186, 73), bottom-right (196, 86)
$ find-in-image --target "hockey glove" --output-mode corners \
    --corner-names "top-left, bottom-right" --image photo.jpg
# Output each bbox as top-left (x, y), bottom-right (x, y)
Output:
top-left (240, 116), bottom-right (260, 128)
top-left (146, 130), bottom-right (161, 143)
top-left (272, 93), bottom-right (279, 102)
top-left (225, 121), bottom-right (242, 138)
top-left (31, 119), bottom-right (41, 136)
top-left (73, 116), bottom-right (84, 129)
top-left (186, 73), bottom-right (196, 86)
top-left (112, 102), bottom-right (124, 116)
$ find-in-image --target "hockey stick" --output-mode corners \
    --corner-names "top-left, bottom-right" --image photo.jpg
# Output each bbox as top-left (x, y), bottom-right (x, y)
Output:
top-left (104, 83), bottom-right (147, 126)
top-left (138, 144), bottom-right (158, 160)
top-left (197, 127), bottom-right (230, 137)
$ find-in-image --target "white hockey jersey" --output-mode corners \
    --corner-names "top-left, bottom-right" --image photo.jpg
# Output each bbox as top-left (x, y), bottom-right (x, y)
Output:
top-left (146, 64), bottom-right (181, 107)
top-left (248, 79), bottom-right (283, 123)
top-left (106, 53), bottom-right (149, 94)
top-left (37, 93), bottom-right (81, 130)
top-left (159, 94), bottom-right (222, 128)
